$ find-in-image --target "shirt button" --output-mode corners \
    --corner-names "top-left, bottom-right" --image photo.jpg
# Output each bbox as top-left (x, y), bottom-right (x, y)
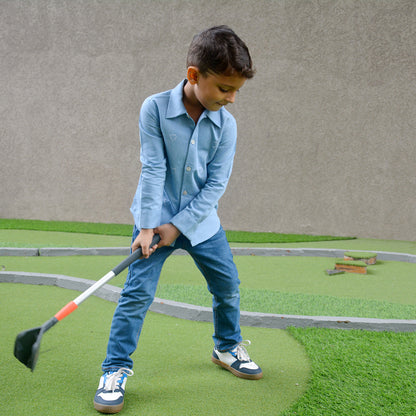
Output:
top-left (183, 190), bottom-right (187, 195)
top-left (191, 140), bottom-right (195, 145)
top-left (186, 166), bottom-right (191, 172)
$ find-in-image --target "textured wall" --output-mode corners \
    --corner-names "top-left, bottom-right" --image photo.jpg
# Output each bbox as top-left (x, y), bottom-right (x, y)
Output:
top-left (1, 0), bottom-right (415, 240)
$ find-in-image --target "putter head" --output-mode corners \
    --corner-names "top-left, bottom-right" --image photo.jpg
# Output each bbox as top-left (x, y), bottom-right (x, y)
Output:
top-left (14, 326), bottom-right (43, 371)
top-left (14, 317), bottom-right (58, 371)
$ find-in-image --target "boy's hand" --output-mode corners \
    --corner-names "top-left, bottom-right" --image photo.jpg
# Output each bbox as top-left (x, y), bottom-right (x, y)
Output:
top-left (131, 228), bottom-right (158, 259)
top-left (154, 223), bottom-right (181, 248)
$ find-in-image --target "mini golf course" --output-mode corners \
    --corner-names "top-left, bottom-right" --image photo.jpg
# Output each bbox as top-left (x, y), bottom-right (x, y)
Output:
top-left (2, 227), bottom-right (416, 415)
top-left (3, 284), bottom-right (309, 416)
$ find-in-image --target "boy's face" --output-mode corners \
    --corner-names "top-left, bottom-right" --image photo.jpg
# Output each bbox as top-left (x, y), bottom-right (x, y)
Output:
top-left (189, 68), bottom-right (247, 112)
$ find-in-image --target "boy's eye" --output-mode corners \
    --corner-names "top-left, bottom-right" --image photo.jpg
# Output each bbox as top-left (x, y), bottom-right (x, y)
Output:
top-left (219, 86), bottom-right (240, 94)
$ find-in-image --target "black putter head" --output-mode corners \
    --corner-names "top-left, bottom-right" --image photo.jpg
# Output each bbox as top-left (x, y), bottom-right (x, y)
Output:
top-left (14, 326), bottom-right (43, 371)
top-left (14, 317), bottom-right (58, 371)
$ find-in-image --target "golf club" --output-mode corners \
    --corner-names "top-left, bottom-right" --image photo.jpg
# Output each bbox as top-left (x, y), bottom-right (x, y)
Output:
top-left (14, 234), bottom-right (160, 372)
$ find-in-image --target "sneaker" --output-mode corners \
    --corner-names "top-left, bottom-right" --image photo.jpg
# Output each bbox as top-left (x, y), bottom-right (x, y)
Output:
top-left (211, 340), bottom-right (263, 380)
top-left (93, 368), bottom-right (134, 414)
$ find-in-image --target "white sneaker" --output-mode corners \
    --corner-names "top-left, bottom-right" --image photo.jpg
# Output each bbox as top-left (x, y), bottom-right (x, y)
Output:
top-left (211, 340), bottom-right (263, 380)
top-left (93, 368), bottom-right (134, 414)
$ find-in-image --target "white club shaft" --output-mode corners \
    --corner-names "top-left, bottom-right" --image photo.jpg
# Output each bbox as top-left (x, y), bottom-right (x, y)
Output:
top-left (73, 271), bottom-right (116, 305)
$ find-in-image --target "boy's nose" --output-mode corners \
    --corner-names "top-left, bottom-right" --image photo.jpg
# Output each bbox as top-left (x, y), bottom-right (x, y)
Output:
top-left (226, 91), bottom-right (236, 103)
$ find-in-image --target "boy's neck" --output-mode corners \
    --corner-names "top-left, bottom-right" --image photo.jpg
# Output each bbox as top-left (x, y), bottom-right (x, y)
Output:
top-left (183, 81), bottom-right (205, 124)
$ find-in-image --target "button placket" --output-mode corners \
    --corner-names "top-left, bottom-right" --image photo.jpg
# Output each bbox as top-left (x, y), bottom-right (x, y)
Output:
top-left (180, 129), bottom-right (197, 208)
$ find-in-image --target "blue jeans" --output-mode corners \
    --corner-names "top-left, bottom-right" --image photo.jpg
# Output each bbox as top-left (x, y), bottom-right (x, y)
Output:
top-left (102, 226), bottom-right (242, 370)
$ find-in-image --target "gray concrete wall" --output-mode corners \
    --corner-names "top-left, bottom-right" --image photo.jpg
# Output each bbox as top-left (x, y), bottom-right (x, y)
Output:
top-left (1, 0), bottom-right (415, 241)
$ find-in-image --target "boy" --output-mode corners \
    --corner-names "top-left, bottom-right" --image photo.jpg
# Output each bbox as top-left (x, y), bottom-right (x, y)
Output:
top-left (94, 25), bottom-right (262, 414)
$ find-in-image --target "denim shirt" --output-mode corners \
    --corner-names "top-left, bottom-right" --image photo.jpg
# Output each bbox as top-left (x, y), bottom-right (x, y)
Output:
top-left (130, 80), bottom-right (237, 246)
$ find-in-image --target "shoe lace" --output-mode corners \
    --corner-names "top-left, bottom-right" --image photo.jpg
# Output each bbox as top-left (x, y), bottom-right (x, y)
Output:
top-left (235, 340), bottom-right (251, 362)
top-left (104, 368), bottom-right (134, 392)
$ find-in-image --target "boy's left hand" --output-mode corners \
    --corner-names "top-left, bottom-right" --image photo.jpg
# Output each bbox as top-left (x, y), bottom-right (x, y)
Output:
top-left (154, 223), bottom-right (181, 248)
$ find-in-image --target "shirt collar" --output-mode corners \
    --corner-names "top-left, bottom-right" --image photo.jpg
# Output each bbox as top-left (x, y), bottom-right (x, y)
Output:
top-left (166, 80), bottom-right (222, 128)
top-left (205, 107), bottom-right (222, 128)
top-left (166, 80), bottom-right (188, 118)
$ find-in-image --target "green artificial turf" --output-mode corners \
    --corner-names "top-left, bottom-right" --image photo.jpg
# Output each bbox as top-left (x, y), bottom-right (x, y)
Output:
top-left (0, 229), bottom-right (131, 248)
top-left (0, 219), bottom-right (355, 243)
top-left (281, 327), bottom-right (416, 416)
top-left (2, 224), bottom-right (416, 414)
top-left (156, 284), bottom-right (416, 320)
top-left (3, 283), bottom-right (309, 416)
top-left (224, 230), bottom-right (354, 244)
top-left (0, 218), bottom-right (134, 237)
top-left (2, 227), bottom-right (415, 256)
top-left (1, 253), bottom-right (416, 319)
top-left (4, 284), bottom-right (416, 415)
top-left (344, 251), bottom-right (377, 259)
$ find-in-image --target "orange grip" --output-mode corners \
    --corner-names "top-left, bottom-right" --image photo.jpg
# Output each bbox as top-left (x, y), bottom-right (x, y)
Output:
top-left (54, 301), bottom-right (78, 321)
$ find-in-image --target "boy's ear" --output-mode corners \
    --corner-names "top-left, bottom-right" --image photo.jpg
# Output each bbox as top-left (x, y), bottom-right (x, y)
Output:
top-left (187, 66), bottom-right (200, 85)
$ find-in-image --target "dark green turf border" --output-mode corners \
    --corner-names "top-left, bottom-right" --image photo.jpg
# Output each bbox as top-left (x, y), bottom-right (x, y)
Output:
top-left (0, 218), bottom-right (355, 243)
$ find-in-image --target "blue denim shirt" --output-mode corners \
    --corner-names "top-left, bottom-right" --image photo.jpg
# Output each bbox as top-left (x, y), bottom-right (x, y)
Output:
top-left (130, 80), bottom-right (237, 246)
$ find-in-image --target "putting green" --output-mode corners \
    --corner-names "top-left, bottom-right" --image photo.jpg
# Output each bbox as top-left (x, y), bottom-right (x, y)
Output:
top-left (2, 253), bottom-right (415, 319)
top-left (0, 229), bottom-right (131, 248)
top-left (3, 283), bottom-right (310, 416)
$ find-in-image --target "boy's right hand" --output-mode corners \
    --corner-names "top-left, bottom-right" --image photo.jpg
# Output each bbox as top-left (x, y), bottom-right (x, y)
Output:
top-left (131, 228), bottom-right (158, 259)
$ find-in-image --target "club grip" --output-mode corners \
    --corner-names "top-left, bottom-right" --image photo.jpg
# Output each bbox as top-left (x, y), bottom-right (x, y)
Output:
top-left (112, 234), bottom-right (161, 276)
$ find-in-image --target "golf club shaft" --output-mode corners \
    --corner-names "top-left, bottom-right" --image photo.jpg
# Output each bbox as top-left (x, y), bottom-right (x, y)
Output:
top-left (53, 234), bottom-right (161, 322)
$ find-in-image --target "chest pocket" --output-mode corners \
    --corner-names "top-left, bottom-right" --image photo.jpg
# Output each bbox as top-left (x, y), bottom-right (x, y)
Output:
top-left (195, 123), bottom-right (220, 164)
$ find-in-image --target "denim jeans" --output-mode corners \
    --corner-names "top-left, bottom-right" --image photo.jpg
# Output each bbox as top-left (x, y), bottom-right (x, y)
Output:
top-left (102, 225), bottom-right (242, 370)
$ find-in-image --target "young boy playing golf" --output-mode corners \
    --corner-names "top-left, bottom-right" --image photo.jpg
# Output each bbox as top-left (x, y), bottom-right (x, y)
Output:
top-left (94, 25), bottom-right (262, 414)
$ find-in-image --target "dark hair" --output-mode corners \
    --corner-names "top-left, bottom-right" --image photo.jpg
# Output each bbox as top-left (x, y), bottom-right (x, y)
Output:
top-left (186, 25), bottom-right (255, 79)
